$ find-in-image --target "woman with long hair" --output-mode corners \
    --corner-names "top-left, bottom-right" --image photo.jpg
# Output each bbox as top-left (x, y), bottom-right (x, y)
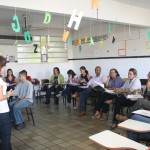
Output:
top-left (4, 69), bottom-right (18, 91)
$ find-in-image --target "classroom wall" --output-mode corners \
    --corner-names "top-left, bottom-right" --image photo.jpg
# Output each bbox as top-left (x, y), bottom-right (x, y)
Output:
top-left (0, 0), bottom-right (150, 26)
top-left (72, 24), bottom-right (150, 79)
top-left (0, 28), bottom-right (74, 80)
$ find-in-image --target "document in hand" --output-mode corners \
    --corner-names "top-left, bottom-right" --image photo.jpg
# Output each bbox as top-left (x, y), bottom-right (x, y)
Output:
top-left (132, 110), bottom-right (150, 118)
top-left (105, 90), bottom-right (116, 95)
top-left (126, 94), bottom-right (143, 100)
top-left (94, 81), bottom-right (104, 88)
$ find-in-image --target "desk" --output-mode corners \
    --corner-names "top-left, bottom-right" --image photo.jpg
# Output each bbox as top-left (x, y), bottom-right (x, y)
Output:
top-left (118, 119), bottom-right (150, 133)
top-left (132, 109), bottom-right (150, 118)
top-left (89, 130), bottom-right (148, 150)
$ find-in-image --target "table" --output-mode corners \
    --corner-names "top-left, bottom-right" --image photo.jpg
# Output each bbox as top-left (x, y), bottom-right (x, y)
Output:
top-left (132, 109), bottom-right (150, 118)
top-left (118, 119), bottom-right (150, 133)
top-left (89, 130), bottom-right (148, 150)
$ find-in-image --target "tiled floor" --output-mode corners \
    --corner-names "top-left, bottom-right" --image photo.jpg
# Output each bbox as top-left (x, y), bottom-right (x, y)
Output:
top-left (11, 97), bottom-right (122, 150)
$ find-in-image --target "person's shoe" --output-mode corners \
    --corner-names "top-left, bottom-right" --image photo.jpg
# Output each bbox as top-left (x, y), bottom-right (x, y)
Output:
top-left (66, 103), bottom-right (71, 109)
top-left (56, 94), bottom-right (61, 98)
top-left (11, 121), bottom-right (16, 128)
top-left (73, 106), bottom-right (79, 110)
top-left (45, 102), bottom-right (50, 104)
top-left (100, 113), bottom-right (108, 121)
top-left (78, 112), bottom-right (86, 117)
top-left (15, 123), bottom-right (26, 130)
top-left (110, 124), bottom-right (117, 130)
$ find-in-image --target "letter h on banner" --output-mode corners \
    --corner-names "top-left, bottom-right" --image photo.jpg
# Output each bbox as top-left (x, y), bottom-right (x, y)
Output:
top-left (68, 9), bottom-right (83, 30)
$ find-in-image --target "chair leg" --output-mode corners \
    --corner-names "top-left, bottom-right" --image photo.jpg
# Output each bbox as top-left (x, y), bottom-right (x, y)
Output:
top-left (29, 108), bottom-right (35, 126)
top-left (26, 107), bottom-right (30, 121)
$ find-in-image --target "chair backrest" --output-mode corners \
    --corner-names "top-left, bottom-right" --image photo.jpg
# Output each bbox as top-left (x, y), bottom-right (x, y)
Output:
top-left (140, 79), bottom-right (147, 85)
top-left (41, 79), bottom-right (49, 86)
top-left (32, 78), bottom-right (40, 85)
top-left (122, 78), bottom-right (128, 83)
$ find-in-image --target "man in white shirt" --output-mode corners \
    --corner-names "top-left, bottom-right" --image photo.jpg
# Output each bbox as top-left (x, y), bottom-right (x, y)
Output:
top-left (78, 66), bottom-right (107, 117)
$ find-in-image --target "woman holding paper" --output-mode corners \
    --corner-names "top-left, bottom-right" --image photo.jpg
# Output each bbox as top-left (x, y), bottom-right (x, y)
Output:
top-left (92, 68), bottom-right (123, 120)
top-left (111, 68), bottom-right (141, 129)
top-left (56, 69), bottom-right (78, 108)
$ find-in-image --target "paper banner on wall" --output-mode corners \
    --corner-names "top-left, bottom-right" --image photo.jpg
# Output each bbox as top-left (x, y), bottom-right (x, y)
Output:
top-left (41, 36), bottom-right (46, 47)
top-left (92, 0), bottom-right (100, 9)
top-left (79, 45), bottom-right (82, 53)
top-left (14, 40), bottom-right (18, 46)
top-left (78, 39), bottom-right (82, 45)
top-left (62, 30), bottom-right (69, 42)
top-left (67, 37), bottom-right (73, 47)
top-left (68, 9), bottom-right (83, 30)
top-left (100, 39), bottom-right (103, 48)
top-left (43, 12), bottom-right (52, 24)
top-left (84, 36), bottom-right (88, 43)
top-left (24, 31), bottom-right (31, 43)
top-left (89, 37), bottom-right (94, 46)
top-left (74, 40), bottom-right (78, 46)
top-left (11, 15), bottom-right (21, 33)
top-left (108, 22), bottom-right (111, 34)
top-left (148, 31), bottom-right (150, 40)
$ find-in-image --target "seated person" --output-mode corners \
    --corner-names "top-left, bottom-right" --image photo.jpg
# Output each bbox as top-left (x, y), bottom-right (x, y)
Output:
top-left (56, 69), bottom-right (78, 108)
top-left (92, 68), bottom-right (123, 120)
top-left (70, 66), bottom-right (91, 109)
top-left (143, 71), bottom-right (150, 100)
top-left (127, 115), bottom-right (150, 142)
top-left (4, 68), bottom-right (18, 91)
top-left (9, 70), bottom-right (33, 130)
top-left (116, 99), bottom-right (150, 142)
top-left (111, 68), bottom-right (141, 129)
top-left (78, 66), bottom-right (107, 117)
top-left (45, 67), bottom-right (64, 105)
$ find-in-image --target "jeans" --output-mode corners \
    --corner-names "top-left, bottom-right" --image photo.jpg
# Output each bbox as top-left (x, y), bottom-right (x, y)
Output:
top-left (79, 87), bottom-right (102, 112)
top-left (127, 115), bottom-right (150, 142)
top-left (9, 98), bottom-right (32, 124)
top-left (0, 112), bottom-right (12, 150)
top-left (61, 85), bottom-right (78, 103)
top-left (46, 85), bottom-right (63, 105)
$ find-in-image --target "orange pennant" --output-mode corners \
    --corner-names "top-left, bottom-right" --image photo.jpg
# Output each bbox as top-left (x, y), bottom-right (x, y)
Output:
top-left (62, 30), bottom-right (69, 42)
top-left (92, 0), bottom-right (100, 9)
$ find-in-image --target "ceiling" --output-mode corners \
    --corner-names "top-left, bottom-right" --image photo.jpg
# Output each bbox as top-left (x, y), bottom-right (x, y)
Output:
top-left (0, 7), bottom-right (102, 33)
top-left (113, 0), bottom-right (150, 10)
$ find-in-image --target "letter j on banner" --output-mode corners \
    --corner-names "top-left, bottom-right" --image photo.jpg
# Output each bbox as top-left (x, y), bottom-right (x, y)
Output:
top-left (43, 12), bottom-right (52, 24)
top-left (11, 15), bottom-right (21, 33)
top-left (68, 9), bottom-right (83, 30)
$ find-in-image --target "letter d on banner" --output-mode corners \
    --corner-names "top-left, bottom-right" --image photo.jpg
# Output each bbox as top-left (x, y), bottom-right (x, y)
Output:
top-left (43, 12), bottom-right (52, 24)
top-left (68, 9), bottom-right (83, 30)
top-left (24, 31), bottom-right (31, 43)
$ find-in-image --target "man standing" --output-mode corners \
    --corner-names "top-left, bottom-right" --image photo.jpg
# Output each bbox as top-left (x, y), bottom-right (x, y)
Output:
top-left (9, 70), bottom-right (33, 130)
top-left (78, 66), bottom-right (107, 117)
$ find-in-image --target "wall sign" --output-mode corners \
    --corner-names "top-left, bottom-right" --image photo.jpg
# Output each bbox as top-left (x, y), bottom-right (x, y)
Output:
top-left (118, 48), bottom-right (126, 56)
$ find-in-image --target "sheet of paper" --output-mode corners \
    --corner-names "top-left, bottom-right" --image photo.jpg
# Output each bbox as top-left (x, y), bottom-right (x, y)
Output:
top-left (105, 90), bottom-right (116, 95)
top-left (127, 94), bottom-right (143, 99)
top-left (94, 81), bottom-right (104, 88)
top-left (132, 109), bottom-right (150, 118)
top-left (68, 83), bottom-right (80, 86)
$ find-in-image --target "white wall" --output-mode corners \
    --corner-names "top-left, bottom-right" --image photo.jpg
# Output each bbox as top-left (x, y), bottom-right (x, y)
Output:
top-left (1, 0), bottom-right (150, 26)
top-left (72, 24), bottom-right (150, 79)
top-left (0, 28), bottom-right (74, 81)
top-left (5, 61), bottom-right (73, 81)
